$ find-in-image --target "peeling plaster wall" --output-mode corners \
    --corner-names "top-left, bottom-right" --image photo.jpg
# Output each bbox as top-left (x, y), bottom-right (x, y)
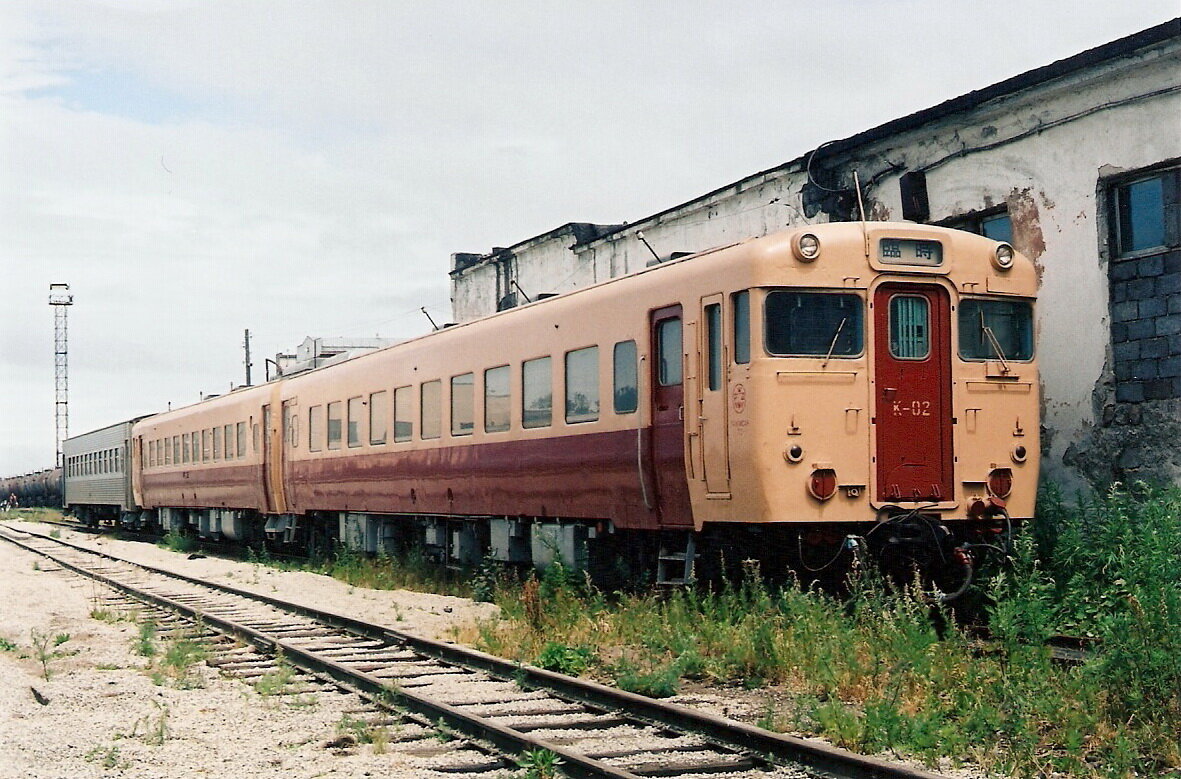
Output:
top-left (450, 36), bottom-right (1181, 487)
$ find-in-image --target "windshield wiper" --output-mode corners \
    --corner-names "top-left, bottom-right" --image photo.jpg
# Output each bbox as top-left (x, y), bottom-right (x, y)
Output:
top-left (980, 312), bottom-right (1010, 375)
top-left (822, 316), bottom-right (848, 368)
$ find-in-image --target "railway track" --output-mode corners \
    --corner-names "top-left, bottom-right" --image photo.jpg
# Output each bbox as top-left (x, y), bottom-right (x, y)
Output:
top-left (0, 523), bottom-right (945, 779)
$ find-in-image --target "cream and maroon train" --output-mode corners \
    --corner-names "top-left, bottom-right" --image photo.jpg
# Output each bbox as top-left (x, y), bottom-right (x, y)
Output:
top-left (129, 222), bottom-right (1038, 589)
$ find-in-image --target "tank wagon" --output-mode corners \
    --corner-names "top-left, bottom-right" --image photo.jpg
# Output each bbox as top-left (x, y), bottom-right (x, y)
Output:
top-left (0, 468), bottom-right (62, 509)
top-left (62, 417), bottom-right (151, 525)
top-left (126, 223), bottom-right (1038, 590)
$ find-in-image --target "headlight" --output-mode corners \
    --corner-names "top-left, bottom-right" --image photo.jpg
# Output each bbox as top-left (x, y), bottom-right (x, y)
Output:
top-left (992, 243), bottom-right (1015, 271)
top-left (794, 233), bottom-right (821, 262)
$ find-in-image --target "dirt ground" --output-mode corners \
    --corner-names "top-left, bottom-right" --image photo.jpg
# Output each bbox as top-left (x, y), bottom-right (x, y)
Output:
top-left (0, 519), bottom-right (501, 778)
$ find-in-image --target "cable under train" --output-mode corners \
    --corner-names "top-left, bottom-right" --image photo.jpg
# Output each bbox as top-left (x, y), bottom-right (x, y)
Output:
top-left (60, 222), bottom-right (1038, 593)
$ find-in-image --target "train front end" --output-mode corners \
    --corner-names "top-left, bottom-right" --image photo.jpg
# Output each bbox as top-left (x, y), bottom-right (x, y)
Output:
top-left (716, 223), bottom-right (1039, 592)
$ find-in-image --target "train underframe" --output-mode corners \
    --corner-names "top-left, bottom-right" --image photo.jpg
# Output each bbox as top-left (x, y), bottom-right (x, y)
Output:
top-left (109, 505), bottom-right (1013, 599)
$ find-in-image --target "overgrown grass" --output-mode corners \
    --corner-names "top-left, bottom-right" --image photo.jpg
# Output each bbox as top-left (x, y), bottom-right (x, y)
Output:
top-left (305, 543), bottom-right (471, 598)
top-left (463, 484), bottom-right (1181, 777)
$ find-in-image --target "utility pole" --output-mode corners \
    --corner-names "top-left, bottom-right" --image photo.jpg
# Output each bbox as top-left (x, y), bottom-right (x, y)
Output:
top-left (244, 329), bottom-right (253, 386)
top-left (48, 283), bottom-right (73, 468)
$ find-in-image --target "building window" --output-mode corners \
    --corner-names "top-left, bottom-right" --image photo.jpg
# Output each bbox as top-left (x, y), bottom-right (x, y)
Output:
top-left (1107, 164), bottom-right (1181, 403)
top-left (945, 208), bottom-right (1012, 244)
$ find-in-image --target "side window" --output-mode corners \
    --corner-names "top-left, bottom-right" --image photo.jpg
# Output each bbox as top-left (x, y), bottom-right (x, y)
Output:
top-left (369, 391), bottom-right (388, 445)
top-left (484, 365), bottom-right (511, 433)
top-left (522, 357), bottom-right (552, 429)
top-left (327, 401), bottom-right (343, 450)
top-left (613, 340), bottom-right (638, 414)
top-left (224, 424), bottom-right (235, 457)
top-left (705, 303), bottom-right (722, 390)
top-left (732, 290), bottom-right (751, 365)
top-left (565, 346), bottom-right (599, 424)
top-left (308, 406), bottom-right (323, 452)
top-left (421, 380), bottom-right (441, 439)
top-left (213, 426), bottom-right (222, 460)
top-left (394, 386), bottom-right (413, 442)
top-left (172, 436), bottom-right (180, 464)
top-left (347, 396), bottom-right (364, 447)
top-left (236, 422), bottom-right (246, 458)
top-left (657, 318), bottom-right (683, 386)
top-left (182, 433), bottom-right (191, 464)
top-left (202, 429), bottom-right (211, 462)
top-left (164, 440), bottom-right (171, 466)
top-left (451, 374), bottom-right (474, 436)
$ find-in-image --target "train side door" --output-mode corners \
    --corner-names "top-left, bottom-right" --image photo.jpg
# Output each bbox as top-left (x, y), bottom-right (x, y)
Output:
top-left (261, 404), bottom-right (275, 513)
top-left (698, 295), bottom-right (730, 494)
top-left (650, 305), bottom-right (693, 526)
top-left (873, 284), bottom-right (953, 501)
top-left (282, 399), bottom-right (298, 511)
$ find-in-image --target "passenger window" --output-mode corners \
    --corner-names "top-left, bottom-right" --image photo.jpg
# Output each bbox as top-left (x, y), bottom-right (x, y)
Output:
top-left (224, 424), bottom-right (234, 457)
top-left (213, 426), bottom-right (222, 460)
top-left (182, 433), bottom-right (190, 464)
top-left (394, 386), bottom-right (413, 442)
top-left (451, 374), bottom-right (474, 436)
top-left (253, 422), bottom-right (259, 454)
top-left (327, 402), bottom-right (343, 449)
top-left (484, 366), bottom-right (511, 433)
top-left (164, 440), bottom-right (171, 466)
top-left (369, 391), bottom-right (388, 445)
top-left (173, 436), bottom-right (180, 464)
top-left (657, 318), bottom-right (683, 386)
top-left (202, 429), bottom-right (211, 462)
top-left (889, 295), bottom-right (930, 360)
top-left (705, 303), bottom-right (722, 391)
top-left (733, 291), bottom-right (750, 364)
top-left (308, 406), bottom-right (323, 452)
top-left (764, 291), bottom-right (863, 357)
top-left (565, 346), bottom-right (599, 424)
top-left (522, 357), bottom-right (552, 429)
top-left (613, 341), bottom-right (638, 414)
top-left (347, 396), bottom-right (364, 447)
top-left (421, 381), bottom-right (441, 439)
top-left (237, 422), bottom-right (246, 458)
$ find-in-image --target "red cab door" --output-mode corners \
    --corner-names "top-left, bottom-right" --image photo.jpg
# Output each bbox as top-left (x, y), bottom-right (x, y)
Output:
top-left (873, 284), bottom-right (953, 502)
top-left (650, 305), bottom-right (693, 526)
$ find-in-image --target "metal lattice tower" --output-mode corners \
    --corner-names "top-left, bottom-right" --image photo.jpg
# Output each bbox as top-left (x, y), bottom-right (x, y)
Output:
top-left (49, 283), bottom-right (73, 468)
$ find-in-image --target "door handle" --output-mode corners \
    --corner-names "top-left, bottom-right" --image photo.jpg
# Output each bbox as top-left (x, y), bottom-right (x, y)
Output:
top-left (678, 405), bottom-right (684, 421)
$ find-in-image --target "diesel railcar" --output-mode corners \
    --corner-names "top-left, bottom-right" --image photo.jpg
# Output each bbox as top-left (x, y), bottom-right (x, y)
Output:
top-left (129, 222), bottom-right (1037, 589)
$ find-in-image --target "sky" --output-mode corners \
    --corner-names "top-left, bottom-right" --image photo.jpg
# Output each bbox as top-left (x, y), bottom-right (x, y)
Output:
top-left (1, 1), bottom-right (1177, 476)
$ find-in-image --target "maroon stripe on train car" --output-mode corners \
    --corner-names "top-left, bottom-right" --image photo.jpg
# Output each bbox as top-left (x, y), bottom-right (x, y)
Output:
top-left (285, 429), bottom-right (676, 531)
top-left (140, 464), bottom-right (267, 511)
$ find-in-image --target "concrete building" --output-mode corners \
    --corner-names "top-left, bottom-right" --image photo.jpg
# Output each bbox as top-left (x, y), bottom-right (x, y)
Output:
top-left (449, 19), bottom-right (1181, 489)
top-left (273, 336), bottom-right (399, 378)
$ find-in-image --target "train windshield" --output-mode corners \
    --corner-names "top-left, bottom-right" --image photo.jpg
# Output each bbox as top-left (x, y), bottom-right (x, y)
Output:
top-left (764, 291), bottom-right (863, 357)
top-left (958, 298), bottom-right (1034, 361)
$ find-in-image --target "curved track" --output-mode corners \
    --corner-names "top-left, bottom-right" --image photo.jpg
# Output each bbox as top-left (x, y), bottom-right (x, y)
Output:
top-left (0, 523), bottom-right (946, 779)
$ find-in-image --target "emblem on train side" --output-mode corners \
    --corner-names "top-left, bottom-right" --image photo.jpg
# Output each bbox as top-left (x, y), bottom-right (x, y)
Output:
top-left (732, 384), bottom-right (747, 414)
